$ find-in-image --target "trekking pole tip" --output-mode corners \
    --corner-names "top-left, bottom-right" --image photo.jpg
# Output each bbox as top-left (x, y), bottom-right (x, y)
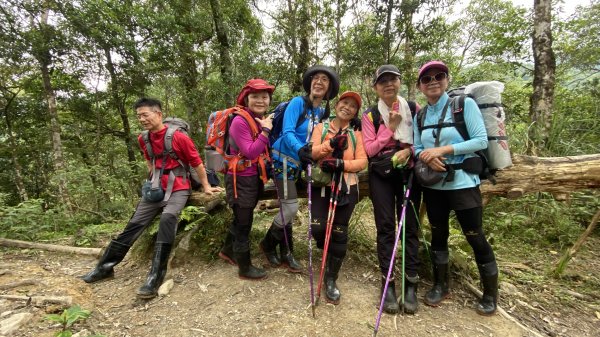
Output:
top-left (311, 305), bottom-right (316, 318)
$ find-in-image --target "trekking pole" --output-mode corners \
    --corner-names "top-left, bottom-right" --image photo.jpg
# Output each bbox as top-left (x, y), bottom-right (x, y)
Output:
top-left (410, 199), bottom-right (430, 261)
top-left (401, 183), bottom-right (407, 314)
top-left (373, 172), bottom-right (414, 337)
top-left (316, 170), bottom-right (343, 304)
top-left (307, 163), bottom-right (316, 318)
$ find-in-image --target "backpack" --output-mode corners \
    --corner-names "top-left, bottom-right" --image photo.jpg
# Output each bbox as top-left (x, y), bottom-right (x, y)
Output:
top-left (417, 86), bottom-right (507, 184)
top-left (141, 117), bottom-right (202, 192)
top-left (268, 95), bottom-right (313, 146)
top-left (205, 106), bottom-right (270, 198)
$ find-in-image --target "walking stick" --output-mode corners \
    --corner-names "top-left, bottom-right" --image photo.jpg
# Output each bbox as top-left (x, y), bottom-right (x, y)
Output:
top-left (401, 183), bottom-right (407, 314)
top-left (307, 164), bottom-right (316, 318)
top-left (316, 170), bottom-right (343, 304)
top-left (373, 172), bottom-right (414, 337)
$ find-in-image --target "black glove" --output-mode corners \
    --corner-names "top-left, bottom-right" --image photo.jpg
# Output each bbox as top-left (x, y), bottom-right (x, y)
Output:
top-left (320, 158), bottom-right (344, 173)
top-left (298, 143), bottom-right (314, 169)
top-left (329, 134), bottom-right (348, 151)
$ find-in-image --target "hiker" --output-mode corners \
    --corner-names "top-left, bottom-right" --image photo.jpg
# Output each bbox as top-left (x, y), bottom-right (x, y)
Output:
top-left (216, 78), bottom-right (275, 280)
top-left (81, 97), bottom-right (222, 299)
top-left (361, 64), bottom-right (422, 314)
top-left (413, 61), bottom-right (498, 315)
top-left (259, 65), bottom-right (340, 273)
top-left (310, 91), bottom-right (367, 304)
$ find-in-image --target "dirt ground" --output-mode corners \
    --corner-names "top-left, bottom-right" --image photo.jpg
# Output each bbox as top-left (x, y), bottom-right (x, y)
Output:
top-left (1, 241), bottom-right (597, 337)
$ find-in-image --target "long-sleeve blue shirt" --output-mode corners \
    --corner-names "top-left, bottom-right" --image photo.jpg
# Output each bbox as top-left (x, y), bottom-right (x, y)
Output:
top-left (272, 96), bottom-right (324, 168)
top-left (413, 92), bottom-right (488, 190)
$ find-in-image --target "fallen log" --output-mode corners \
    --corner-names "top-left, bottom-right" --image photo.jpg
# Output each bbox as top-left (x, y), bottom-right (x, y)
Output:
top-left (188, 154), bottom-right (600, 203)
top-left (0, 294), bottom-right (72, 306)
top-left (0, 238), bottom-right (102, 256)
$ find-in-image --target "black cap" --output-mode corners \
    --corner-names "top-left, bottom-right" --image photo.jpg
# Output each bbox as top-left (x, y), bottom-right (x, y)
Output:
top-left (302, 65), bottom-right (340, 100)
top-left (372, 64), bottom-right (401, 85)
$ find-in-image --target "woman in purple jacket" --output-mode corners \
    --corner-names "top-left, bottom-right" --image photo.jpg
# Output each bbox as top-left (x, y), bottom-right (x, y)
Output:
top-left (218, 78), bottom-right (275, 280)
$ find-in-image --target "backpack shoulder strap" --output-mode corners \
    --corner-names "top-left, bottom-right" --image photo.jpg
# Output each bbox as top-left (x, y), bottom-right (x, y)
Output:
top-left (141, 130), bottom-right (155, 159)
top-left (417, 105), bottom-right (427, 134)
top-left (320, 120), bottom-right (330, 142)
top-left (368, 106), bottom-right (381, 133)
top-left (233, 107), bottom-right (260, 136)
top-left (164, 125), bottom-right (179, 160)
top-left (347, 128), bottom-right (356, 150)
top-left (451, 95), bottom-right (470, 141)
top-left (407, 100), bottom-right (417, 118)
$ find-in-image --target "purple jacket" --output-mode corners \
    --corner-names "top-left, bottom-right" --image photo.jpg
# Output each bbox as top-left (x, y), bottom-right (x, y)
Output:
top-left (227, 109), bottom-right (269, 176)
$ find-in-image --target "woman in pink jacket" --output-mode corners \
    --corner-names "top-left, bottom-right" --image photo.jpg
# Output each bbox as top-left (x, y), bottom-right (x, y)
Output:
top-left (218, 79), bottom-right (275, 280)
top-left (361, 65), bottom-right (422, 314)
top-left (310, 91), bottom-right (367, 304)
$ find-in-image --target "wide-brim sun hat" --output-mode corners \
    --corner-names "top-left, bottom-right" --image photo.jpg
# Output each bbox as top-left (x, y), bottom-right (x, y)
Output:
top-left (417, 61), bottom-right (449, 81)
top-left (372, 64), bottom-right (401, 85)
top-left (236, 78), bottom-right (275, 106)
top-left (336, 91), bottom-right (362, 112)
top-left (302, 65), bottom-right (340, 100)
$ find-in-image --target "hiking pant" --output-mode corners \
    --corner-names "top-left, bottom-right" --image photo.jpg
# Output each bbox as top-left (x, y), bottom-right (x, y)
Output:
top-left (225, 175), bottom-right (263, 253)
top-left (310, 184), bottom-right (359, 259)
top-left (272, 177), bottom-right (299, 229)
top-left (423, 187), bottom-right (495, 264)
top-left (115, 190), bottom-right (190, 245)
top-left (369, 169), bottom-right (421, 278)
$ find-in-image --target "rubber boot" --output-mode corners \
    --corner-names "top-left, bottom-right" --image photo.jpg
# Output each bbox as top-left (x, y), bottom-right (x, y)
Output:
top-left (381, 277), bottom-right (400, 314)
top-left (476, 260), bottom-right (498, 316)
top-left (279, 226), bottom-right (303, 273)
top-left (218, 231), bottom-right (237, 266)
top-left (424, 250), bottom-right (450, 306)
top-left (137, 242), bottom-right (171, 299)
top-left (403, 275), bottom-right (419, 314)
top-left (235, 251), bottom-right (267, 280)
top-left (80, 240), bottom-right (130, 283)
top-left (325, 256), bottom-right (344, 305)
top-left (259, 224), bottom-right (281, 267)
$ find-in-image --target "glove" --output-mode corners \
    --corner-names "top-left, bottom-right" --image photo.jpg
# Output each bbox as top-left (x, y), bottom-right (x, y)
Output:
top-left (298, 144), bottom-right (314, 169)
top-left (320, 158), bottom-right (344, 173)
top-left (329, 134), bottom-right (348, 151)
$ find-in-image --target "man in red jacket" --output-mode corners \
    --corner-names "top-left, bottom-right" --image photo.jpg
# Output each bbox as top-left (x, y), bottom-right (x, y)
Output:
top-left (81, 97), bottom-right (222, 299)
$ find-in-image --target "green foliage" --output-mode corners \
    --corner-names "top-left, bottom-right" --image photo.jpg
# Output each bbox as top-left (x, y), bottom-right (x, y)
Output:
top-left (44, 305), bottom-right (96, 337)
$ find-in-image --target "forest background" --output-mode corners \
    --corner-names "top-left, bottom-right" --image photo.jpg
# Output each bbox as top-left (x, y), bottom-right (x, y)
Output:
top-left (0, 0), bottom-right (599, 299)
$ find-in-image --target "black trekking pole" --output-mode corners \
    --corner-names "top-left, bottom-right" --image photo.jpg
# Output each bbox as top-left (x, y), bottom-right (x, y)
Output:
top-left (307, 163), bottom-right (316, 318)
top-left (373, 172), bottom-right (414, 337)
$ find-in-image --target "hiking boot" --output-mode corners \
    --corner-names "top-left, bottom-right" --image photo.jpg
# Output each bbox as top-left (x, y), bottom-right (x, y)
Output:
top-left (137, 242), bottom-right (171, 299)
top-left (325, 256), bottom-right (344, 305)
top-left (280, 226), bottom-right (303, 273)
top-left (403, 275), bottom-right (419, 314)
top-left (235, 251), bottom-right (267, 280)
top-left (80, 240), bottom-right (130, 283)
top-left (218, 231), bottom-right (237, 266)
top-left (476, 261), bottom-right (498, 316)
top-left (260, 225), bottom-right (281, 267)
top-left (424, 250), bottom-right (450, 307)
top-left (381, 277), bottom-right (399, 314)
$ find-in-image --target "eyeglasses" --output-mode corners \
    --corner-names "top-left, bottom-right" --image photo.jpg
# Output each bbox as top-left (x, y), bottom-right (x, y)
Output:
top-left (419, 72), bottom-right (447, 85)
top-left (312, 75), bottom-right (330, 84)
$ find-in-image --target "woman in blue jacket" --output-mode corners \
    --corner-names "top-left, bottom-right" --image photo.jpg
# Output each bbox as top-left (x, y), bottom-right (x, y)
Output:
top-left (260, 65), bottom-right (340, 273)
top-left (413, 61), bottom-right (498, 316)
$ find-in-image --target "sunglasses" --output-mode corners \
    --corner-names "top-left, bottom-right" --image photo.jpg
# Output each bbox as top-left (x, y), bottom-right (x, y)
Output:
top-left (419, 72), bottom-right (448, 85)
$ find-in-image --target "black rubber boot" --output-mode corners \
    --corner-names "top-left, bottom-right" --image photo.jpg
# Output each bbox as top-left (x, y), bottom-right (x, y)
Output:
top-left (403, 275), bottom-right (419, 314)
top-left (218, 231), bottom-right (237, 266)
top-left (280, 226), bottom-right (303, 273)
top-left (259, 224), bottom-right (281, 267)
top-left (235, 251), bottom-right (267, 280)
top-left (325, 256), bottom-right (344, 305)
top-left (381, 277), bottom-right (400, 314)
top-left (476, 260), bottom-right (498, 316)
top-left (137, 242), bottom-right (171, 299)
top-left (424, 250), bottom-right (450, 307)
top-left (80, 240), bottom-right (130, 283)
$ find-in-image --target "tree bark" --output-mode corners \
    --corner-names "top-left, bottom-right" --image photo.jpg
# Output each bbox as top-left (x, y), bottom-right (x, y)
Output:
top-left (38, 8), bottom-right (71, 209)
top-left (210, 0), bottom-right (234, 105)
top-left (2, 91), bottom-right (28, 201)
top-left (528, 0), bottom-right (556, 155)
top-left (103, 46), bottom-right (138, 170)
